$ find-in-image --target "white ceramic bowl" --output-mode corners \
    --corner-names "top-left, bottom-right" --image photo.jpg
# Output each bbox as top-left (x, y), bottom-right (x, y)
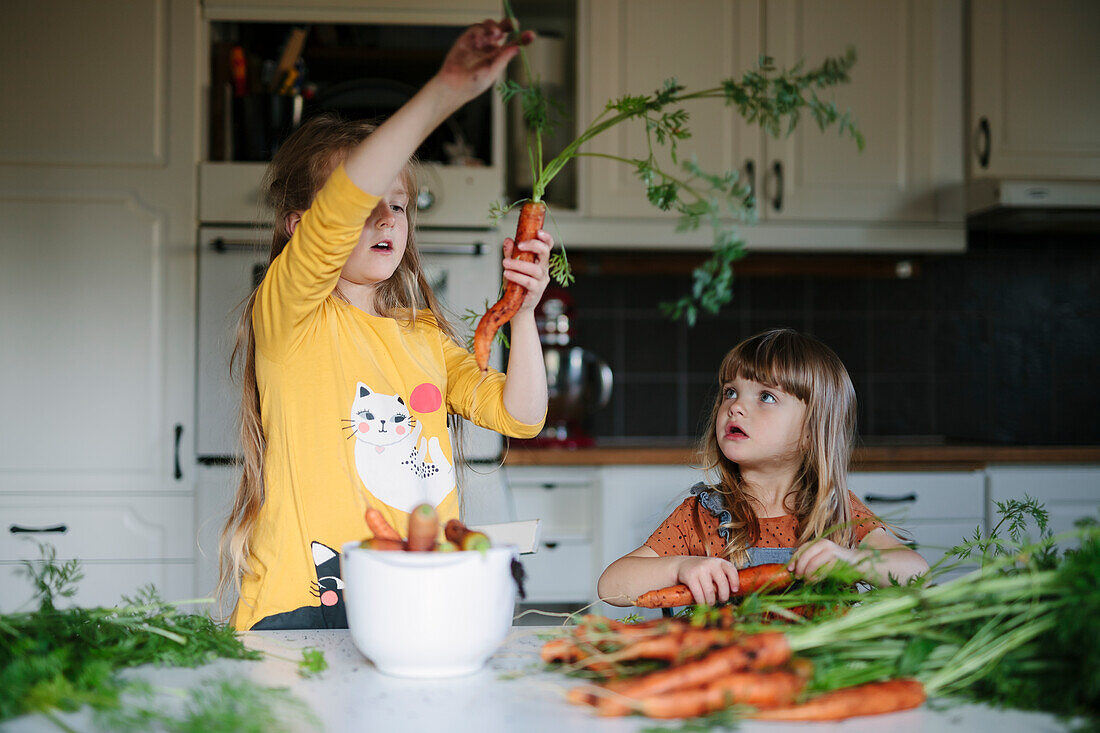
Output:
top-left (340, 542), bottom-right (518, 678)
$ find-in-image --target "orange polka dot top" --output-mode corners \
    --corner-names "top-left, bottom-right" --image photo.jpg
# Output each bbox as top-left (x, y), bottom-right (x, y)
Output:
top-left (645, 483), bottom-right (883, 559)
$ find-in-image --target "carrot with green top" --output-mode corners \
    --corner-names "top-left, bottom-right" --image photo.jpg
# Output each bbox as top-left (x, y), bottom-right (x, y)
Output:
top-left (635, 563), bottom-right (795, 608)
top-left (637, 670), bottom-right (806, 718)
top-left (406, 503), bottom-right (438, 552)
top-left (444, 519), bottom-right (491, 551)
top-left (750, 678), bottom-right (926, 721)
top-left (473, 201), bottom-right (546, 372)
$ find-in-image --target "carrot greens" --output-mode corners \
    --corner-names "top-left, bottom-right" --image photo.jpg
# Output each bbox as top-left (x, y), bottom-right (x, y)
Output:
top-left (0, 542), bottom-right (323, 731)
top-left (499, 2), bottom-right (863, 325)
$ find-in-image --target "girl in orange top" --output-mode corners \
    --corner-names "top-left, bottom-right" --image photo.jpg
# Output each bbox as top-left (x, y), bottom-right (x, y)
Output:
top-left (598, 329), bottom-right (928, 607)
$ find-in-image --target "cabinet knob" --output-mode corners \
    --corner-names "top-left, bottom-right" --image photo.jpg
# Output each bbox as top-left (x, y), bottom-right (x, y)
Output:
top-left (417, 185), bottom-right (436, 211)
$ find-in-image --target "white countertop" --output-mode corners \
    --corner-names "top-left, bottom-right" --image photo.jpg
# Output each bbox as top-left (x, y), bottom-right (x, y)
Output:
top-left (5, 628), bottom-right (1069, 733)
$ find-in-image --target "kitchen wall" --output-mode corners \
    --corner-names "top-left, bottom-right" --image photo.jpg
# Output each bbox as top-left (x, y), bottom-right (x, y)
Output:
top-left (564, 230), bottom-right (1099, 445)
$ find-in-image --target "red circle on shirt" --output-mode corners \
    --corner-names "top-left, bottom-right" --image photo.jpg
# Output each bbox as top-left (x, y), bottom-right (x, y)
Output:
top-left (409, 383), bottom-right (443, 413)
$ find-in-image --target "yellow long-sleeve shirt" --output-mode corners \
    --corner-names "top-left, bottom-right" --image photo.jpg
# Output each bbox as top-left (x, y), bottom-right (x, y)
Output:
top-left (234, 164), bottom-right (543, 631)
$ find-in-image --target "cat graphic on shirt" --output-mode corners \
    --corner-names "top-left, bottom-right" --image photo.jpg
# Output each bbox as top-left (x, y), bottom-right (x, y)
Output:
top-left (344, 382), bottom-right (453, 512)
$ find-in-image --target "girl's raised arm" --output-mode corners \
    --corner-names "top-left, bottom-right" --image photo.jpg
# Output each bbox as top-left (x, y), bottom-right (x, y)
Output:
top-left (344, 19), bottom-right (532, 197)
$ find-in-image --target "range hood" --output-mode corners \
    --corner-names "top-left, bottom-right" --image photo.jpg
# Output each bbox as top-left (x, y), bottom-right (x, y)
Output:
top-left (967, 179), bottom-right (1100, 232)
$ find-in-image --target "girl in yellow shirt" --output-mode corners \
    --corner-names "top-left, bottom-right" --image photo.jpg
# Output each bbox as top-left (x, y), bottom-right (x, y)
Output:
top-left (218, 20), bottom-right (548, 630)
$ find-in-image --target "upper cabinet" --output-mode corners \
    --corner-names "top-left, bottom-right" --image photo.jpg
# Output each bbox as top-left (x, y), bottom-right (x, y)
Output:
top-left (969, 0), bottom-right (1100, 180)
top-left (202, 0), bottom-right (499, 24)
top-left (580, 0), bottom-right (965, 228)
top-left (199, 3), bottom-right (506, 227)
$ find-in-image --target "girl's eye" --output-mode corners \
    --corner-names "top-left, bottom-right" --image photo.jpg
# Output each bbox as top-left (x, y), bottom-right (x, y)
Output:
top-left (391, 204), bottom-right (406, 213)
top-left (723, 387), bottom-right (736, 399)
top-left (393, 414), bottom-right (406, 423)
top-left (760, 392), bottom-right (777, 404)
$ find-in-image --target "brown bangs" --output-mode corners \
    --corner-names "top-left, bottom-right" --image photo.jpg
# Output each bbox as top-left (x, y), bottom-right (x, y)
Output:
top-left (717, 329), bottom-right (813, 403)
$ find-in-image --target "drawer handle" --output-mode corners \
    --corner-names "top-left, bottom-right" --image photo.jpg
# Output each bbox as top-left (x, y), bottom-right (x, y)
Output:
top-left (541, 483), bottom-right (557, 490)
top-left (10, 524), bottom-right (68, 534)
top-left (544, 541), bottom-right (559, 549)
top-left (863, 492), bottom-right (917, 504)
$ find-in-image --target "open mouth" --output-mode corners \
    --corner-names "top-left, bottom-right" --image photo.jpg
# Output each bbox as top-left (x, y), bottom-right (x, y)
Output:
top-left (726, 425), bottom-right (748, 438)
top-left (371, 240), bottom-right (393, 251)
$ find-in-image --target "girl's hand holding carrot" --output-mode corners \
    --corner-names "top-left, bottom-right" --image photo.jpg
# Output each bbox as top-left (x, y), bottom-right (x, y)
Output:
top-left (502, 230), bottom-right (553, 314)
top-left (788, 538), bottom-right (866, 582)
top-left (674, 556), bottom-right (741, 606)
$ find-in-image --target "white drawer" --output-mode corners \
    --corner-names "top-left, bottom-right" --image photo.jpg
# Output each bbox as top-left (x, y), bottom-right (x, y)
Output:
top-left (510, 484), bottom-right (593, 537)
top-left (849, 472), bottom-right (985, 523)
top-left (520, 540), bottom-right (594, 603)
top-left (1, 494), bottom-right (194, 563)
top-left (1, 561), bottom-right (195, 613)
top-left (903, 519), bottom-right (982, 579)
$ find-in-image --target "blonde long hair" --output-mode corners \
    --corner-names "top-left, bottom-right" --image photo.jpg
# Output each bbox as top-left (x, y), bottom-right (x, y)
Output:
top-left (216, 114), bottom-right (466, 613)
top-left (698, 328), bottom-right (857, 567)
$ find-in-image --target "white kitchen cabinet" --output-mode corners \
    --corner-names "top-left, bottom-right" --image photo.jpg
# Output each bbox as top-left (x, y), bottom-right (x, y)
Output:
top-left (0, 0), bottom-right (199, 596)
top-left (987, 465), bottom-right (1100, 549)
top-left (1, 493), bottom-right (196, 613)
top-left (503, 466), bottom-right (600, 603)
top-left (201, 0), bottom-right (499, 24)
top-left (849, 471), bottom-right (986, 580)
top-left (970, 0), bottom-right (1100, 179)
top-left (579, 0), bottom-right (965, 238)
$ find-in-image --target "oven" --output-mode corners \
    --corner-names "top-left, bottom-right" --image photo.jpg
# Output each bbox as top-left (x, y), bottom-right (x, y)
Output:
top-left (195, 226), bottom-right (505, 464)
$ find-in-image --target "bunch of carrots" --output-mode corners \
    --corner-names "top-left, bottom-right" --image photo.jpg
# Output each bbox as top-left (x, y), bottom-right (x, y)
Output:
top-left (361, 506), bottom-right (490, 552)
top-left (543, 615), bottom-right (924, 721)
top-left (541, 565), bottom-right (924, 722)
top-left (539, 509), bottom-right (1100, 724)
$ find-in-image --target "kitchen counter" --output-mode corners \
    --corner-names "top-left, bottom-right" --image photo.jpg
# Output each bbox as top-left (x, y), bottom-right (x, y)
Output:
top-left (5, 629), bottom-right (1070, 733)
top-left (505, 442), bottom-right (1100, 470)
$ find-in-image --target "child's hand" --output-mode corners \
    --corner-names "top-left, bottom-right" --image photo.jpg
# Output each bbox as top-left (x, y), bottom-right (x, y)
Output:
top-left (789, 538), bottom-right (866, 581)
top-left (503, 230), bottom-right (553, 314)
top-left (437, 19), bottom-right (534, 102)
top-left (675, 556), bottom-right (741, 606)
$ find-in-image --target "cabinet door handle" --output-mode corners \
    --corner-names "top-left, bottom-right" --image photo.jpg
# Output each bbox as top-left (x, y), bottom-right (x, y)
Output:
top-left (771, 160), bottom-right (784, 212)
top-left (10, 524), bottom-right (68, 534)
top-left (544, 541), bottom-right (559, 549)
top-left (863, 492), bottom-right (917, 504)
top-left (173, 424), bottom-right (183, 480)
top-left (743, 158), bottom-right (756, 209)
top-left (540, 483), bottom-right (557, 491)
top-left (976, 117), bottom-right (991, 169)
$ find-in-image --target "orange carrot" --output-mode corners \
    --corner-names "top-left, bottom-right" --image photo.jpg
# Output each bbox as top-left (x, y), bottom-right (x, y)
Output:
top-left (473, 201), bottom-right (546, 372)
top-left (444, 519), bottom-right (491, 551)
top-left (359, 537), bottom-right (407, 551)
top-left (635, 563), bottom-right (795, 608)
top-left (365, 507), bottom-right (401, 541)
top-left (601, 629), bottom-right (741, 663)
top-left (751, 678), bottom-right (926, 721)
top-left (541, 636), bottom-right (582, 664)
top-left (406, 503), bottom-right (438, 552)
top-left (596, 633), bottom-right (790, 716)
top-left (637, 670), bottom-right (806, 719)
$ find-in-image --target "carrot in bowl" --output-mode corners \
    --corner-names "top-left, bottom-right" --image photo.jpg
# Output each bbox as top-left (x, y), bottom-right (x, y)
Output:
top-left (406, 503), bottom-right (439, 552)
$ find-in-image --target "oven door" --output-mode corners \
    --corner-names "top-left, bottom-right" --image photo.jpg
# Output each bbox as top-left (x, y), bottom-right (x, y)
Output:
top-left (195, 227), bottom-right (504, 462)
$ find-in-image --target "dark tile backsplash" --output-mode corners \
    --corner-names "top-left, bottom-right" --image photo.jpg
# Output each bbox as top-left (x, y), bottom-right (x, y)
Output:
top-left (563, 230), bottom-right (1100, 445)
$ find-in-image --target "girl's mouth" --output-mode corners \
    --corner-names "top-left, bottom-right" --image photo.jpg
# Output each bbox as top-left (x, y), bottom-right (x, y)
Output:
top-left (726, 425), bottom-right (748, 439)
top-left (371, 240), bottom-right (393, 251)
